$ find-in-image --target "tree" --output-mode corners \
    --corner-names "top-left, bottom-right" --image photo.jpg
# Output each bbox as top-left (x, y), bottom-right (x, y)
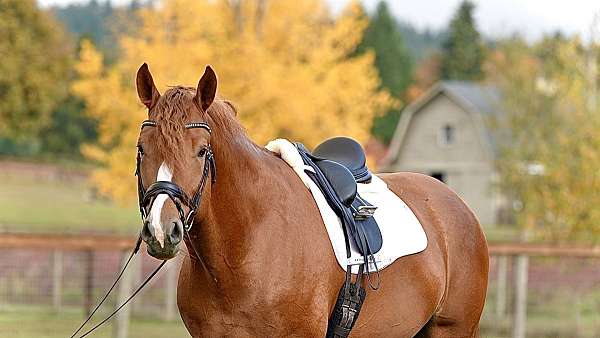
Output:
top-left (73, 0), bottom-right (394, 203)
top-left (0, 0), bottom-right (71, 141)
top-left (39, 95), bottom-right (97, 157)
top-left (51, 0), bottom-right (143, 64)
top-left (397, 23), bottom-right (444, 63)
top-left (487, 36), bottom-right (600, 242)
top-left (440, 0), bottom-right (484, 81)
top-left (357, 1), bottom-right (412, 144)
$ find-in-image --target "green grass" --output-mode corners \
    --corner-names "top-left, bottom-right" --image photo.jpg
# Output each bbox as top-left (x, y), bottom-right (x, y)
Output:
top-left (0, 304), bottom-right (189, 338)
top-left (481, 224), bottom-right (521, 242)
top-left (0, 167), bottom-right (139, 234)
top-left (481, 284), bottom-right (600, 337)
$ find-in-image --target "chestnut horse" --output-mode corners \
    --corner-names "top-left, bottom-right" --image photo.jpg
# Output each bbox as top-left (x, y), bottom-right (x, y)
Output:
top-left (135, 64), bottom-right (489, 337)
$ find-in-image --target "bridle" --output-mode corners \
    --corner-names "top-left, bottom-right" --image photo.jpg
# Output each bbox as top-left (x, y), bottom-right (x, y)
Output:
top-left (136, 118), bottom-right (219, 283)
top-left (135, 120), bottom-right (216, 232)
top-left (69, 119), bottom-right (217, 338)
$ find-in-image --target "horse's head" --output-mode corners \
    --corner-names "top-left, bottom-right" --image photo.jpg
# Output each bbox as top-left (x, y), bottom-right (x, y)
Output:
top-left (135, 63), bottom-right (218, 260)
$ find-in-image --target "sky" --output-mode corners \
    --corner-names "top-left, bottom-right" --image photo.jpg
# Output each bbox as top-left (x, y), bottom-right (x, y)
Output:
top-left (38, 0), bottom-right (600, 42)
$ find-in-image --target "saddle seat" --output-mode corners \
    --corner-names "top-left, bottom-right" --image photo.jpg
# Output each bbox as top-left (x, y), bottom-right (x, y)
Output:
top-left (313, 137), bottom-right (372, 184)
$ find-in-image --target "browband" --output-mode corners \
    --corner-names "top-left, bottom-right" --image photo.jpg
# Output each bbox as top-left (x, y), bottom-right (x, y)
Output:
top-left (141, 120), bottom-right (157, 129)
top-left (140, 120), bottom-right (212, 133)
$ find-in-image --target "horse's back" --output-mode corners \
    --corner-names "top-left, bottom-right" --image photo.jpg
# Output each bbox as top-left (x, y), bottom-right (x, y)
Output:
top-left (351, 172), bottom-right (488, 337)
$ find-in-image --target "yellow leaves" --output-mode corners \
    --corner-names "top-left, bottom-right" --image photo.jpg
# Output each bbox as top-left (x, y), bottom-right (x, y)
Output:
top-left (325, 1), bottom-right (369, 58)
top-left (490, 37), bottom-right (600, 242)
top-left (0, 0), bottom-right (72, 138)
top-left (74, 0), bottom-right (392, 204)
top-left (74, 40), bottom-right (103, 79)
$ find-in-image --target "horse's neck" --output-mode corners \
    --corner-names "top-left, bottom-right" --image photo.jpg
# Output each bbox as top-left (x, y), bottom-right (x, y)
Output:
top-left (187, 133), bottom-right (283, 282)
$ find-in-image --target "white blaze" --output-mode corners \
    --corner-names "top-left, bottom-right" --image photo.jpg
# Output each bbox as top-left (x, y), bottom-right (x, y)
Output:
top-left (149, 162), bottom-right (173, 248)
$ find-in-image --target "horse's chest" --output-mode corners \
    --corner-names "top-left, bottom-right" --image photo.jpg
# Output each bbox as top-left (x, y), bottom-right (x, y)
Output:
top-left (177, 274), bottom-right (329, 337)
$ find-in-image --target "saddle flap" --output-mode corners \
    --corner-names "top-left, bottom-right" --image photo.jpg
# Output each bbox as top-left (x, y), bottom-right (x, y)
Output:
top-left (351, 198), bottom-right (383, 255)
top-left (315, 160), bottom-right (357, 207)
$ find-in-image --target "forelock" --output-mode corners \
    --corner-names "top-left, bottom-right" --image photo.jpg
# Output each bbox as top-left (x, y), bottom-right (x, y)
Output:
top-left (151, 87), bottom-right (197, 169)
top-left (146, 86), bottom-right (248, 171)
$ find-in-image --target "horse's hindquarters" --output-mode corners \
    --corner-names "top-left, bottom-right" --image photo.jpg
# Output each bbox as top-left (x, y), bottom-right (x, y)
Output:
top-left (350, 172), bottom-right (488, 337)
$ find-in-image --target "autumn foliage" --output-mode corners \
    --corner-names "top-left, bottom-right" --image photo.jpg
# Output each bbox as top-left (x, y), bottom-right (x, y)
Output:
top-left (73, 0), bottom-right (394, 203)
top-left (487, 37), bottom-right (600, 241)
top-left (0, 0), bottom-right (71, 140)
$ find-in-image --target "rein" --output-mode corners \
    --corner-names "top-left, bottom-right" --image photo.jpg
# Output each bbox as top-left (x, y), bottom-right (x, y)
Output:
top-left (69, 236), bottom-right (166, 338)
top-left (69, 119), bottom-right (216, 337)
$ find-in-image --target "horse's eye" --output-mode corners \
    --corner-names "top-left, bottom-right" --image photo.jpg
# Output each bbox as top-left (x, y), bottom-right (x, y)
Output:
top-left (197, 148), bottom-right (207, 157)
top-left (137, 145), bottom-right (144, 156)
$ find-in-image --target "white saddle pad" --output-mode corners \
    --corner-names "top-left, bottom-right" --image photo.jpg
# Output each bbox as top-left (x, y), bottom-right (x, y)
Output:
top-left (266, 139), bottom-right (428, 274)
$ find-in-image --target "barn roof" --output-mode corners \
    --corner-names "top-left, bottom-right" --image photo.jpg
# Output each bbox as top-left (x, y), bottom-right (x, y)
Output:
top-left (382, 80), bottom-right (504, 169)
top-left (441, 81), bottom-right (502, 117)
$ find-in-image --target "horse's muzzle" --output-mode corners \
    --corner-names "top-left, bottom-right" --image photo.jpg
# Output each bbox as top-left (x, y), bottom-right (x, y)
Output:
top-left (141, 217), bottom-right (183, 260)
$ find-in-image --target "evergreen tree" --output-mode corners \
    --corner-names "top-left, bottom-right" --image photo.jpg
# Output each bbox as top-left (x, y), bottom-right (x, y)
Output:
top-left (357, 1), bottom-right (413, 144)
top-left (51, 0), bottom-right (142, 64)
top-left (440, 0), bottom-right (484, 80)
top-left (39, 95), bottom-right (98, 157)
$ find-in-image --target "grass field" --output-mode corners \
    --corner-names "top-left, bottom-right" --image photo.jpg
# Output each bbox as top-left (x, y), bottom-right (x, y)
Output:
top-left (0, 304), bottom-right (189, 338)
top-left (481, 286), bottom-right (600, 337)
top-left (0, 161), bottom-right (138, 234)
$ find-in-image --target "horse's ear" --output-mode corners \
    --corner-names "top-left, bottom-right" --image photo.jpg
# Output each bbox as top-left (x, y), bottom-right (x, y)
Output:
top-left (136, 63), bottom-right (161, 110)
top-left (195, 66), bottom-right (217, 111)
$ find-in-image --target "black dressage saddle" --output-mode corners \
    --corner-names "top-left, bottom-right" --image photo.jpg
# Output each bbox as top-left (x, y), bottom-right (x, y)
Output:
top-left (296, 137), bottom-right (383, 257)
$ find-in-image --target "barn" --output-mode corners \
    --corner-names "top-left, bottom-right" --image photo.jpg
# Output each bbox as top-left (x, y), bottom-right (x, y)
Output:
top-left (382, 81), bottom-right (507, 225)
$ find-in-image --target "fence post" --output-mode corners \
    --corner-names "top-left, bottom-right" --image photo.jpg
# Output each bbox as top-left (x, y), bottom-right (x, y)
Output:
top-left (512, 254), bottom-right (529, 338)
top-left (495, 255), bottom-right (508, 318)
top-left (52, 250), bottom-right (63, 312)
top-left (164, 258), bottom-right (179, 321)
top-left (113, 250), bottom-right (135, 338)
top-left (84, 250), bottom-right (94, 316)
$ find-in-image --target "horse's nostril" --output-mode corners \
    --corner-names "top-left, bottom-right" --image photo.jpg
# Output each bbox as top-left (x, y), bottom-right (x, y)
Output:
top-left (170, 221), bottom-right (182, 245)
top-left (141, 220), bottom-right (153, 241)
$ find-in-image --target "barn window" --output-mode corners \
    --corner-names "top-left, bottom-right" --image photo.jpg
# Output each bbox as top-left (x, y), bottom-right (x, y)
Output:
top-left (439, 124), bottom-right (455, 146)
top-left (430, 171), bottom-right (446, 183)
